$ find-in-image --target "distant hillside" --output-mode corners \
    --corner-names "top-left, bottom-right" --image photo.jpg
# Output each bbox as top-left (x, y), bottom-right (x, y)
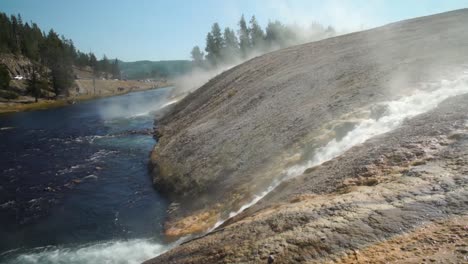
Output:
top-left (119, 60), bottom-right (193, 80)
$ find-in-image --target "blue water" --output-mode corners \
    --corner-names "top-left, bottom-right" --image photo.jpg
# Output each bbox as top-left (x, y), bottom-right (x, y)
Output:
top-left (0, 88), bottom-right (173, 263)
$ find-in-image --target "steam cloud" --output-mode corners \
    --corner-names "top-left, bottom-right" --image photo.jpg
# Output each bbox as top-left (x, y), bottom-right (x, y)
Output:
top-left (167, 0), bottom-right (385, 101)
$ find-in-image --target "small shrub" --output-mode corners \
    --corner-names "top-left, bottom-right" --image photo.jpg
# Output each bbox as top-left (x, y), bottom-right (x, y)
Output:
top-left (362, 178), bottom-right (379, 186)
top-left (0, 89), bottom-right (19, 100)
top-left (227, 89), bottom-right (237, 98)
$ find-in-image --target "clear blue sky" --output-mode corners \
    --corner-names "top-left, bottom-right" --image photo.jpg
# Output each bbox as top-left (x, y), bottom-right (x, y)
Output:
top-left (1, 0), bottom-right (467, 61)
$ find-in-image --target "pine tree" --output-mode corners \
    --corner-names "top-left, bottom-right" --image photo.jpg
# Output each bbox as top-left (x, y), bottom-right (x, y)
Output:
top-left (41, 30), bottom-right (74, 96)
top-left (10, 15), bottom-right (20, 54)
top-left (0, 64), bottom-right (10, 90)
top-left (222, 27), bottom-right (239, 61)
top-left (62, 38), bottom-right (77, 63)
top-left (0, 11), bottom-right (125, 97)
top-left (325, 25), bottom-right (336, 36)
top-left (0, 13), bottom-right (11, 52)
top-left (205, 32), bottom-right (217, 66)
top-left (191, 46), bottom-right (204, 68)
top-left (89, 53), bottom-right (98, 76)
top-left (199, 23), bottom-right (226, 66)
top-left (266, 20), bottom-right (287, 48)
top-left (249, 16), bottom-right (265, 49)
top-left (28, 23), bottom-right (43, 60)
top-left (238, 15), bottom-right (250, 58)
top-left (111, 59), bottom-right (120, 79)
top-left (211, 23), bottom-right (224, 61)
top-left (76, 52), bottom-right (90, 68)
top-left (100, 55), bottom-right (110, 78)
top-left (27, 66), bottom-right (41, 102)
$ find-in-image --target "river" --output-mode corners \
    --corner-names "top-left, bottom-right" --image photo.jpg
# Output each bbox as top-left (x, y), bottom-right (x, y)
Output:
top-left (0, 88), bottom-right (174, 263)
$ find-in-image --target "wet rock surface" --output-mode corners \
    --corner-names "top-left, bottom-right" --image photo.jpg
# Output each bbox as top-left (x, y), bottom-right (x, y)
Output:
top-left (150, 9), bottom-right (468, 237)
top-left (146, 93), bottom-right (468, 263)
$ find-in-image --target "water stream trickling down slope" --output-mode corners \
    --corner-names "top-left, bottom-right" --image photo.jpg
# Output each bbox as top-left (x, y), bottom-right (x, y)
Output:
top-left (210, 70), bottom-right (468, 230)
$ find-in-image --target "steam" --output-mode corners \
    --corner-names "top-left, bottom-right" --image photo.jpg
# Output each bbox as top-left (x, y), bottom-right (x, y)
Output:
top-left (96, 88), bottom-right (173, 120)
top-left (170, 48), bottom-right (270, 98)
top-left (286, 76), bottom-right (468, 177)
top-left (3, 239), bottom-right (169, 264)
top-left (211, 70), bottom-right (468, 228)
top-left (264, 0), bottom-right (377, 32)
top-left (169, 64), bottom-right (238, 99)
top-left (170, 0), bottom-right (419, 100)
top-left (171, 13), bottom-right (339, 98)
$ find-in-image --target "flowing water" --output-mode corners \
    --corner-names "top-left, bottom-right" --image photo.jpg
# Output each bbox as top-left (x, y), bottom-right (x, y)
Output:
top-left (211, 71), bottom-right (468, 229)
top-left (0, 88), bottom-right (175, 264)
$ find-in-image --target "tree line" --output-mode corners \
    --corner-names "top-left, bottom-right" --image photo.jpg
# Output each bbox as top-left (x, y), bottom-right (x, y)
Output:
top-left (0, 12), bottom-right (120, 99)
top-left (191, 15), bottom-right (336, 68)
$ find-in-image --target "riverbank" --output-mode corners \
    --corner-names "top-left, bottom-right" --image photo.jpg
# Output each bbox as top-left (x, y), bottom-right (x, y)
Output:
top-left (0, 82), bottom-right (171, 114)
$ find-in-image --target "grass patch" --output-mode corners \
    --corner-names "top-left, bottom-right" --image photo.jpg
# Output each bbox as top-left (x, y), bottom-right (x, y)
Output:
top-left (0, 100), bottom-right (69, 114)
